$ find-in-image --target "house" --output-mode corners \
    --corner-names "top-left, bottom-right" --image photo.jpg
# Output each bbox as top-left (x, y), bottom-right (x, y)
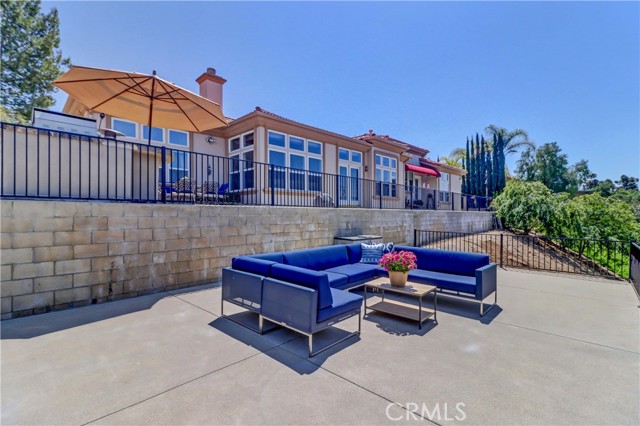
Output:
top-left (54, 67), bottom-right (466, 209)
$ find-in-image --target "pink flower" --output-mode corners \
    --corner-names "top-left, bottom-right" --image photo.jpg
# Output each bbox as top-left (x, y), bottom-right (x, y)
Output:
top-left (379, 250), bottom-right (417, 272)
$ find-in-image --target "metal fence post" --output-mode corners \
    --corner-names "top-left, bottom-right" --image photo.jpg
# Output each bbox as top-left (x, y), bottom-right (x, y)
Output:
top-left (160, 146), bottom-right (166, 204)
top-left (500, 233), bottom-right (504, 268)
top-left (379, 182), bottom-right (382, 209)
top-left (335, 174), bottom-right (340, 208)
top-left (270, 165), bottom-right (275, 206)
top-left (414, 229), bottom-right (417, 247)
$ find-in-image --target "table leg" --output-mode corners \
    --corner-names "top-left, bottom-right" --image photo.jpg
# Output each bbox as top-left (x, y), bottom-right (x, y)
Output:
top-left (434, 291), bottom-right (438, 324)
top-left (363, 285), bottom-right (367, 317)
top-left (418, 295), bottom-right (423, 329)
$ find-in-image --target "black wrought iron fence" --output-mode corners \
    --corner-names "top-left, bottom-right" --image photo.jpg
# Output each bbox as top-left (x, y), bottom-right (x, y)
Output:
top-left (414, 229), bottom-right (632, 280)
top-left (1, 122), bottom-right (491, 210)
top-left (630, 242), bottom-right (640, 298)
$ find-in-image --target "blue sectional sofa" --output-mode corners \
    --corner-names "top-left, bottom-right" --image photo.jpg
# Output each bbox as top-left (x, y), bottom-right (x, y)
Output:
top-left (221, 243), bottom-right (498, 356)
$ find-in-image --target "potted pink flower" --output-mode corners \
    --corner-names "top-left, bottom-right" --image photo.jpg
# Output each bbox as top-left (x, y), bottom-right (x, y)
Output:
top-left (378, 250), bottom-right (418, 287)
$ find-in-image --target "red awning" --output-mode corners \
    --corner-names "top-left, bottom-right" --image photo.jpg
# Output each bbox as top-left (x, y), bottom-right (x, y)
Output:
top-left (405, 163), bottom-right (441, 177)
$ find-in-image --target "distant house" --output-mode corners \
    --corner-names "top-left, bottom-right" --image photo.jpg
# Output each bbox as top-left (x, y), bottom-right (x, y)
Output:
top-left (53, 67), bottom-right (466, 208)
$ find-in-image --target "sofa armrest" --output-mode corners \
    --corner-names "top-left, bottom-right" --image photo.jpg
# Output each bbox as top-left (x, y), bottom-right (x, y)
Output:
top-left (475, 263), bottom-right (497, 300)
top-left (261, 278), bottom-right (317, 334)
top-left (222, 268), bottom-right (263, 312)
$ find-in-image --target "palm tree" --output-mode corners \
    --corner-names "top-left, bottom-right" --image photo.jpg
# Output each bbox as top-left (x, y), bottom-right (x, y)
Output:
top-left (438, 147), bottom-right (466, 168)
top-left (485, 124), bottom-right (535, 156)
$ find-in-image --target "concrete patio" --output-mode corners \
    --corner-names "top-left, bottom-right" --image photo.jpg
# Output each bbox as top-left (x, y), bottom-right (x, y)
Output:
top-left (1, 269), bottom-right (638, 425)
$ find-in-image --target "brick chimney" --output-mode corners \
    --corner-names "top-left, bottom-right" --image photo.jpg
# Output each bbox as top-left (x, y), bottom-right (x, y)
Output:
top-left (196, 67), bottom-right (227, 110)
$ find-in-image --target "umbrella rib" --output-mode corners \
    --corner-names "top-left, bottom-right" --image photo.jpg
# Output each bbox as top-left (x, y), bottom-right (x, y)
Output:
top-left (89, 76), bottom-right (153, 111)
top-left (157, 78), bottom-right (227, 128)
top-left (155, 78), bottom-right (201, 132)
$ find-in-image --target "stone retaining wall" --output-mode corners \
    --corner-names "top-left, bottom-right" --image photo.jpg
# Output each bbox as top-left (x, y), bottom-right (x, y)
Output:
top-left (0, 200), bottom-right (493, 319)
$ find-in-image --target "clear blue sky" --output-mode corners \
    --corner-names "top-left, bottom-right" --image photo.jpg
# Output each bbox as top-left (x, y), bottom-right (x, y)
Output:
top-left (46, 1), bottom-right (639, 181)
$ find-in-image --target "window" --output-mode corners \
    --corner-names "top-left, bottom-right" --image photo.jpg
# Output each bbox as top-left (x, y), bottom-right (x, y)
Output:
top-left (375, 153), bottom-right (398, 197)
top-left (112, 118), bottom-right (137, 138)
top-left (160, 149), bottom-right (190, 183)
top-left (168, 130), bottom-right (188, 147)
top-left (142, 125), bottom-right (164, 143)
top-left (338, 148), bottom-right (363, 204)
top-left (229, 132), bottom-right (255, 190)
top-left (439, 172), bottom-right (450, 202)
top-left (267, 131), bottom-right (323, 191)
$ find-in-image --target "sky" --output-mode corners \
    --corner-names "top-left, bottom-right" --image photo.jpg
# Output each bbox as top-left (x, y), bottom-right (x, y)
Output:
top-left (45, 1), bottom-right (639, 181)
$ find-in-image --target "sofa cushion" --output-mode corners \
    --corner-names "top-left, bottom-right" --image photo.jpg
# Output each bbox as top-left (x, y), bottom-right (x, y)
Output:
top-left (231, 257), bottom-right (275, 276)
top-left (325, 271), bottom-right (349, 288)
top-left (325, 263), bottom-right (379, 283)
top-left (408, 269), bottom-right (476, 294)
top-left (360, 243), bottom-right (385, 264)
top-left (317, 288), bottom-right (363, 323)
top-left (376, 267), bottom-right (389, 277)
top-left (250, 252), bottom-right (284, 263)
top-left (283, 246), bottom-right (349, 271)
top-left (345, 243), bottom-right (362, 264)
top-left (395, 246), bottom-right (489, 276)
top-left (271, 264), bottom-right (333, 310)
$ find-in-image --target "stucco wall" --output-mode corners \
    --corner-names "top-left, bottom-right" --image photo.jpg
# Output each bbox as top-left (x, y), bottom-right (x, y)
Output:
top-left (0, 200), bottom-right (493, 319)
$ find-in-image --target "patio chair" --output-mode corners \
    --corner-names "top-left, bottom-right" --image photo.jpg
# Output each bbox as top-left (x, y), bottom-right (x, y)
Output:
top-left (198, 181), bottom-right (219, 204)
top-left (157, 182), bottom-right (177, 202)
top-left (175, 177), bottom-right (197, 202)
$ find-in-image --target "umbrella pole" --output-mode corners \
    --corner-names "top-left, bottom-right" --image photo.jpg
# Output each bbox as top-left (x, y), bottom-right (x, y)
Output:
top-left (147, 71), bottom-right (157, 145)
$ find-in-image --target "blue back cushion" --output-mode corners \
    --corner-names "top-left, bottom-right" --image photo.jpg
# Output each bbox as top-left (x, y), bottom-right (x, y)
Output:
top-left (283, 246), bottom-right (349, 271)
top-left (345, 243), bottom-right (362, 263)
top-left (250, 252), bottom-right (284, 263)
top-left (232, 257), bottom-right (275, 276)
top-left (395, 246), bottom-right (489, 276)
top-left (270, 264), bottom-right (333, 309)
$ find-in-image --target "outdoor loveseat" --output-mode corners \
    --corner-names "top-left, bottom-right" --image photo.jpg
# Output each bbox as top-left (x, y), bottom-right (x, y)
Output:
top-left (221, 243), bottom-right (498, 356)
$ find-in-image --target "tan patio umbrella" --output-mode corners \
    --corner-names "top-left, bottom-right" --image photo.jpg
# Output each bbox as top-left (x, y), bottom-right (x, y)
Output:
top-left (54, 65), bottom-right (228, 143)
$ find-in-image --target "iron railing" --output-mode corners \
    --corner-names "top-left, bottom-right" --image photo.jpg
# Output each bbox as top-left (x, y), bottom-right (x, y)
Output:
top-left (630, 242), bottom-right (640, 298)
top-left (414, 229), bottom-right (633, 280)
top-left (0, 122), bottom-right (491, 210)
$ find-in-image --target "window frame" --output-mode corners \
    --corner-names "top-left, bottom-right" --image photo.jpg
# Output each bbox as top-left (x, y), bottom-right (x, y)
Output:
top-left (267, 131), bottom-right (324, 192)
top-left (112, 117), bottom-right (138, 139)
top-left (228, 131), bottom-right (255, 191)
top-left (375, 153), bottom-right (398, 197)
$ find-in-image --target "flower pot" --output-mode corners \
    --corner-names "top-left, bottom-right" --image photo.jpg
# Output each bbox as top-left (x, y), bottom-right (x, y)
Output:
top-left (389, 271), bottom-right (409, 287)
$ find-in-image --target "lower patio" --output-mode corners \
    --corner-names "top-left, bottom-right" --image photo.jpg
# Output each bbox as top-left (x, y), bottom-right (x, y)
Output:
top-left (1, 269), bottom-right (638, 425)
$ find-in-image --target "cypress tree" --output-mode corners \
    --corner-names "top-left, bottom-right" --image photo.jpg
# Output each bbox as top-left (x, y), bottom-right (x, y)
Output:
top-left (475, 133), bottom-right (481, 195)
top-left (492, 134), bottom-right (500, 194)
top-left (480, 136), bottom-right (486, 196)
top-left (463, 137), bottom-right (470, 194)
top-left (486, 139), bottom-right (494, 197)
top-left (469, 137), bottom-right (476, 195)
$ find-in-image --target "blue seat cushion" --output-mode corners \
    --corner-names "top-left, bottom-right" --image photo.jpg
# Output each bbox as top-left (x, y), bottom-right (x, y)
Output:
top-left (345, 243), bottom-right (362, 263)
top-left (317, 289), bottom-right (363, 323)
top-left (271, 264), bottom-right (333, 310)
top-left (283, 246), bottom-right (349, 271)
top-left (376, 267), bottom-right (389, 277)
top-left (325, 263), bottom-right (379, 283)
top-left (232, 257), bottom-right (275, 276)
top-left (396, 246), bottom-right (489, 276)
top-left (325, 271), bottom-right (349, 288)
top-left (408, 269), bottom-right (476, 294)
top-left (249, 252), bottom-right (284, 263)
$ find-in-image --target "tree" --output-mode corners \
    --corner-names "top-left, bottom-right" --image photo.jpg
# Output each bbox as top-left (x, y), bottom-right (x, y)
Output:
top-left (594, 179), bottom-right (616, 197)
top-left (612, 190), bottom-right (640, 222)
top-left (474, 134), bottom-right (481, 195)
top-left (479, 136), bottom-right (486, 196)
top-left (569, 160), bottom-right (596, 191)
top-left (615, 175), bottom-right (639, 191)
top-left (469, 137), bottom-right (476, 195)
top-left (485, 139), bottom-right (494, 197)
top-left (1, 1), bottom-right (70, 122)
top-left (515, 142), bottom-right (577, 193)
top-left (492, 180), bottom-right (556, 234)
top-left (485, 124), bottom-right (535, 156)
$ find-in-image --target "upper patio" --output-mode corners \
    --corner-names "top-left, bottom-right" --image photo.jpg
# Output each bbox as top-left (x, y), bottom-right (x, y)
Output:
top-left (2, 268), bottom-right (638, 425)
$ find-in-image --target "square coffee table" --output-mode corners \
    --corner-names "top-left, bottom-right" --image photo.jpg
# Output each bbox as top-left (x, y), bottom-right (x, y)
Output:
top-left (363, 277), bottom-right (438, 329)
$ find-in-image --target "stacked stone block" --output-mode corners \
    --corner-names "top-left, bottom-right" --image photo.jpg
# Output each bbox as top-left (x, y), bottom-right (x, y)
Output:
top-left (0, 200), bottom-right (493, 319)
